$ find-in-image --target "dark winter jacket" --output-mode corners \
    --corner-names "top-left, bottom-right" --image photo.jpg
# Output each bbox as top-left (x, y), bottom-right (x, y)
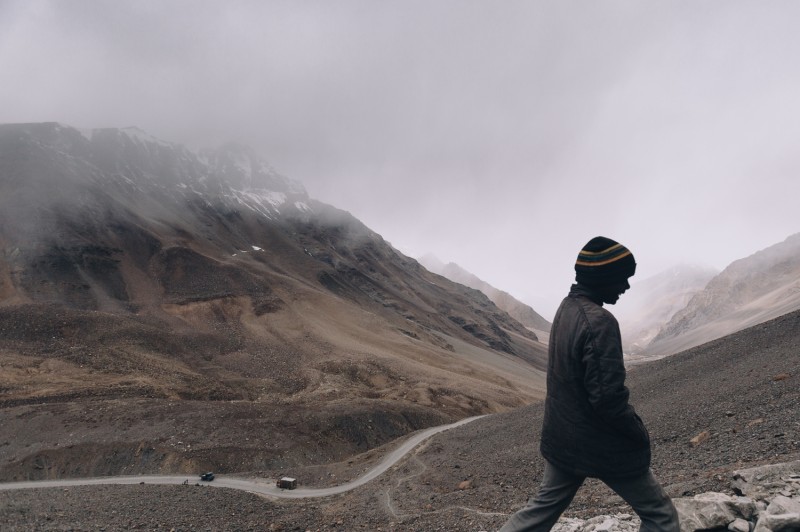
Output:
top-left (540, 284), bottom-right (651, 479)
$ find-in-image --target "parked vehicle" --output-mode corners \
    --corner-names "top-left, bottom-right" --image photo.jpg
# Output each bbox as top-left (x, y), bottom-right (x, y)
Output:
top-left (276, 477), bottom-right (297, 489)
top-left (200, 472), bottom-right (215, 481)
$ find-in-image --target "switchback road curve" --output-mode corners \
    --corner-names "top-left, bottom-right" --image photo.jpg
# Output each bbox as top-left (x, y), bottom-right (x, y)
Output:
top-left (0, 415), bottom-right (484, 499)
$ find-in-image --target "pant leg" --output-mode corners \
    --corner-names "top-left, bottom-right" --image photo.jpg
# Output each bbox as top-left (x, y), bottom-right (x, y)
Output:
top-left (498, 461), bottom-right (585, 532)
top-left (602, 470), bottom-right (680, 532)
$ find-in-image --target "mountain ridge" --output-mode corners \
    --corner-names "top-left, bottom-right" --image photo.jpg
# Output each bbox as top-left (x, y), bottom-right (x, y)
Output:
top-left (418, 254), bottom-right (551, 333)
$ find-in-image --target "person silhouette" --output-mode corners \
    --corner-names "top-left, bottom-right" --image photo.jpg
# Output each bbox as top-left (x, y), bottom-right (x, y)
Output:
top-left (499, 237), bottom-right (679, 532)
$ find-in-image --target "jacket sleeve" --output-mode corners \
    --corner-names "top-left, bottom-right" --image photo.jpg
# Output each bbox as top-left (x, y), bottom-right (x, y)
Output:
top-left (581, 313), bottom-right (650, 445)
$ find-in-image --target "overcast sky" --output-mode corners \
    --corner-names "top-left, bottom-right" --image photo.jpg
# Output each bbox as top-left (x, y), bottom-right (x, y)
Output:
top-left (2, 1), bottom-right (799, 318)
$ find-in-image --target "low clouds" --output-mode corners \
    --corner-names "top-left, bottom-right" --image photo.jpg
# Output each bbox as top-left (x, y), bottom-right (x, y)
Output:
top-left (1, 1), bottom-right (799, 317)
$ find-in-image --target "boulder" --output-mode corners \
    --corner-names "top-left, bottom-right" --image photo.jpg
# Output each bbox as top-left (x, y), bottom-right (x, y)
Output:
top-left (673, 492), bottom-right (757, 532)
top-left (753, 512), bottom-right (800, 532)
top-left (727, 517), bottom-right (750, 532)
top-left (765, 495), bottom-right (800, 515)
top-left (732, 461), bottom-right (800, 498)
top-left (751, 495), bottom-right (800, 532)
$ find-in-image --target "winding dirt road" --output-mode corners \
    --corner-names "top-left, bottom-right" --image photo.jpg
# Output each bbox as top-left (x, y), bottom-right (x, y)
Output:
top-left (0, 415), bottom-right (484, 499)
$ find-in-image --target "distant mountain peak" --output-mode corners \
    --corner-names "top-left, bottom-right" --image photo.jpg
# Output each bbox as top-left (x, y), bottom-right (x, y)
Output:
top-left (419, 255), bottom-right (551, 333)
top-left (418, 253), bottom-right (446, 273)
top-left (615, 263), bottom-right (719, 356)
top-left (201, 142), bottom-right (306, 196)
top-left (643, 233), bottom-right (800, 357)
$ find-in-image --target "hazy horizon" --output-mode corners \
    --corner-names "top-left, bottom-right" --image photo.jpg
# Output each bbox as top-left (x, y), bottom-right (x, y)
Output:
top-left (2, 1), bottom-right (799, 318)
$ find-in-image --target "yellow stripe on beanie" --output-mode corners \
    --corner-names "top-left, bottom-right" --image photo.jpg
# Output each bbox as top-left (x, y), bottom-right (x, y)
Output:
top-left (575, 249), bottom-right (633, 267)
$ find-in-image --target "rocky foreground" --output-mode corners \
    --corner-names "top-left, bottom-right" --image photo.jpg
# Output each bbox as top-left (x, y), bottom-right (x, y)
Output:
top-left (547, 461), bottom-right (800, 532)
top-left (1, 311), bottom-right (798, 531)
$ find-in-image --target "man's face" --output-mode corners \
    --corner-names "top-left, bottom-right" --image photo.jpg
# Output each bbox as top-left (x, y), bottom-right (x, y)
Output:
top-left (596, 278), bottom-right (631, 305)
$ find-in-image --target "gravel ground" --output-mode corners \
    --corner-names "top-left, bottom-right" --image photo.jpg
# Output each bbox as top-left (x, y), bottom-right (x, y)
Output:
top-left (1, 310), bottom-right (798, 531)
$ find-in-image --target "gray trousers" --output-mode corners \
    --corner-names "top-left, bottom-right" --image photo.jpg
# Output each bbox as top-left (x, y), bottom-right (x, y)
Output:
top-left (498, 461), bottom-right (680, 532)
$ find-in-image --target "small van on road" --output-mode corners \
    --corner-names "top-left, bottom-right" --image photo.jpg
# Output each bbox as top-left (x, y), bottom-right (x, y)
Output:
top-left (276, 477), bottom-right (297, 489)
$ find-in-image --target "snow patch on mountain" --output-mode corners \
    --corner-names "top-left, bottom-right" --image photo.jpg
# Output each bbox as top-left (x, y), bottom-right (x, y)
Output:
top-left (117, 126), bottom-right (174, 148)
top-left (1, 122), bottom-right (310, 223)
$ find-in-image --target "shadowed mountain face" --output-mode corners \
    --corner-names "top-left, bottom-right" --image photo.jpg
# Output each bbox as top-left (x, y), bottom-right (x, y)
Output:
top-left (0, 122), bottom-right (546, 480)
top-left (644, 233), bottom-right (800, 357)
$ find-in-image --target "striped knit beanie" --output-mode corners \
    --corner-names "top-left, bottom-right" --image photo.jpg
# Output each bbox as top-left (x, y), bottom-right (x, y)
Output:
top-left (575, 236), bottom-right (636, 287)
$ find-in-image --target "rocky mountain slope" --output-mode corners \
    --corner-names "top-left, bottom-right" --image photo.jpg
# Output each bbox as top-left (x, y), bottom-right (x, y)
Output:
top-left (613, 264), bottom-right (718, 356)
top-left (419, 254), bottom-right (551, 333)
top-left (2, 307), bottom-right (797, 531)
top-left (0, 122), bottom-right (546, 481)
top-left (644, 233), bottom-right (800, 357)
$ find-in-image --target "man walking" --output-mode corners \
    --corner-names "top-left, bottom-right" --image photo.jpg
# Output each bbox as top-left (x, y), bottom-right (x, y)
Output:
top-left (499, 237), bottom-right (679, 531)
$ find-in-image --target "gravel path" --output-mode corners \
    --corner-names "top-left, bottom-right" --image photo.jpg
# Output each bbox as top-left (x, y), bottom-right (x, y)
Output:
top-left (0, 416), bottom-right (484, 499)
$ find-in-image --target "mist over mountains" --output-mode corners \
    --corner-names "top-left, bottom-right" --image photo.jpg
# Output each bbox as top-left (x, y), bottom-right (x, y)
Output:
top-left (613, 264), bottom-right (719, 356)
top-left (643, 232), bottom-right (800, 357)
top-left (613, 232), bottom-right (800, 360)
top-left (0, 122), bottom-right (546, 479)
